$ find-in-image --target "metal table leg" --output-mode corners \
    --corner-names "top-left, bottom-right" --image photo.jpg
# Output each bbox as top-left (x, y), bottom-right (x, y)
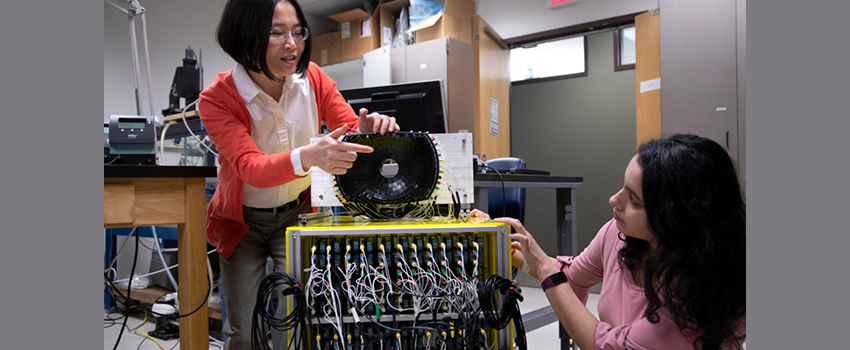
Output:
top-left (556, 187), bottom-right (577, 349)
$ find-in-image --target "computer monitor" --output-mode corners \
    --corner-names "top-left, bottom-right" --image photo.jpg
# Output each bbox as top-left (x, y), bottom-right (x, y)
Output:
top-left (339, 80), bottom-right (447, 134)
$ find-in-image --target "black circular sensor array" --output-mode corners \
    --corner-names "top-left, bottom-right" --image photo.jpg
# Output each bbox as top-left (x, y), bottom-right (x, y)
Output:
top-left (335, 132), bottom-right (440, 205)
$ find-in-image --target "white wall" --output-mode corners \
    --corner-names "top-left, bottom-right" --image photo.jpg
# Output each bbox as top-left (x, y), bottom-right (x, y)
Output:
top-left (104, 0), bottom-right (234, 122)
top-left (475, 0), bottom-right (657, 39)
top-left (104, 0), bottom-right (660, 122)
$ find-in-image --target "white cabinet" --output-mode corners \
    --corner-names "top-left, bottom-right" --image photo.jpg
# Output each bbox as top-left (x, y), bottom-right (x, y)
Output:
top-left (362, 46), bottom-right (392, 87)
top-left (659, 0), bottom-right (745, 175)
top-left (388, 37), bottom-right (474, 133)
top-left (348, 37), bottom-right (475, 134)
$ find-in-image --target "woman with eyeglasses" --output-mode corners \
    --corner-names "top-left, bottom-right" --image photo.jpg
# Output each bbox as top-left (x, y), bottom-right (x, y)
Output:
top-left (472, 134), bottom-right (746, 350)
top-left (198, 0), bottom-right (399, 348)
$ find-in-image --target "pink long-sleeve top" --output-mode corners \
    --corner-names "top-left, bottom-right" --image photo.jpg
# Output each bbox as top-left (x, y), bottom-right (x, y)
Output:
top-left (556, 219), bottom-right (746, 350)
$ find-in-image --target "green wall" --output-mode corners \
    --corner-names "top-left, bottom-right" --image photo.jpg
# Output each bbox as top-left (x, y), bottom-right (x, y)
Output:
top-left (509, 31), bottom-right (637, 264)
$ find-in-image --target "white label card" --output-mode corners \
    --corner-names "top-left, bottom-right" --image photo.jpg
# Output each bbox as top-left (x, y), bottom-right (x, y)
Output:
top-left (361, 19), bottom-right (372, 38)
top-left (639, 78), bottom-right (661, 93)
top-left (383, 27), bottom-right (392, 44)
top-left (490, 97), bottom-right (499, 136)
top-left (341, 22), bottom-right (351, 39)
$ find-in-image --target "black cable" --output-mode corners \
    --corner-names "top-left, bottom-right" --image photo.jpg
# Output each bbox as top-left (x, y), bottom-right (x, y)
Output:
top-left (479, 275), bottom-right (527, 350)
top-left (251, 272), bottom-right (308, 350)
top-left (104, 230), bottom-right (215, 320)
top-left (103, 310), bottom-right (125, 330)
top-left (482, 163), bottom-right (521, 285)
top-left (137, 236), bottom-right (155, 251)
top-left (480, 165), bottom-right (507, 218)
top-left (103, 270), bottom-right (211, 319)
top-left (104, 311), bottom-right (125, 321)
top-left (135, 334), bottom-right (149, 350)
top-left (112, 228), bottom-right (140, 350)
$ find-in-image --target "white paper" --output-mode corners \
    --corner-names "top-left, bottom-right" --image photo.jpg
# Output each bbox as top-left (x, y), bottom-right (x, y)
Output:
top-left (383, 27), bottom-right (392, 45)
top-left (639, 78), bottom-right (661, 93)
top-left (490, 97), bottom-right (499, 136)
top-left (321, 49), bottom-right (327, 65)
top-left (341, 22), bottom-right (351, 39)
top-left (361, 19), bottom-right (372, 38)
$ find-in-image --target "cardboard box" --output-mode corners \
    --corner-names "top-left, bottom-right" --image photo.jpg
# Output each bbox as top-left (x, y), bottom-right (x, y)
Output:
top-left (329, 1), bottom-right (385, 61)
top-left (408, 0), bottom-right (475, 45)
top-left (310, 31), bottom-right (341, 66)
top-left (378, 0), bottom-right (410, 47)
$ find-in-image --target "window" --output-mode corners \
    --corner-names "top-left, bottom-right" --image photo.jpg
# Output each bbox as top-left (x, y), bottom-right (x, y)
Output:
top-left (510, 36), bottom-right (587, 84)
top-left (614, 25), bottom-right (636, 71)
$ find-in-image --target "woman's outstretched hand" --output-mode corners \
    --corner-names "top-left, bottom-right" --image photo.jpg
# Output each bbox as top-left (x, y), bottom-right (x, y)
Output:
top-left (469, 209), bottom-right (491, 222)
top-left (358, 108), bottom-right (400, 134)
top-left (496, 217), bottom-right (560, 282)
top-left (300, 125), bottom-right (373, 174)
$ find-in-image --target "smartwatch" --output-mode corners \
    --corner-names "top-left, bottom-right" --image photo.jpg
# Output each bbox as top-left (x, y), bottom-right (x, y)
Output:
top-left (541, 271), bottom-right (568, 292)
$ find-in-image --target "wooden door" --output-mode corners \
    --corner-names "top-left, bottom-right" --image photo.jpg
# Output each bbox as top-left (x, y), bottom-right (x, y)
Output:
top-left (473, 15), bottom-right (511, 160)
top-left (635, 9), bottom-right (661, 149)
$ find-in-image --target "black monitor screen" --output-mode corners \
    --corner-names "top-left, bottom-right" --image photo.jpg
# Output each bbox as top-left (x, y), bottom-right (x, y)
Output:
top-left (339, 80), bottom-right (446, 134)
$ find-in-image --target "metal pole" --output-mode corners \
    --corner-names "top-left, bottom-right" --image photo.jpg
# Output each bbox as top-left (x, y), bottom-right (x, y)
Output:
top-left (140, 12), bottom-right (155, 117)
top-left (127, 14), bottom-right (142, 115)
top-left (199, 48), bottom-right (204, 93)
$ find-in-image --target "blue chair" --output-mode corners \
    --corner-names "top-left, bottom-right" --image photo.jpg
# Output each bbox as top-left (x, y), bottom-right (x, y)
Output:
top-left (484, 157), bottom-right (526, 223)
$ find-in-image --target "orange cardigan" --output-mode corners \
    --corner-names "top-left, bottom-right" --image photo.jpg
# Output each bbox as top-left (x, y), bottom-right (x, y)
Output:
top-left (198, 62), bottom-right (359, 258)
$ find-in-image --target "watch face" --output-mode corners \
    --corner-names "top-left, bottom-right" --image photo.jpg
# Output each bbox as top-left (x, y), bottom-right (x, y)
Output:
top-left (542, 271), bottom-right (568, 291)
top-left (552, 271), bottom-right (568, 283)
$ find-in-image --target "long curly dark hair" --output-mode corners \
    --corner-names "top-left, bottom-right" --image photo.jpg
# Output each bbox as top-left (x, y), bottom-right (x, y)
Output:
top-left (617, 134), bottom-right (746, 349)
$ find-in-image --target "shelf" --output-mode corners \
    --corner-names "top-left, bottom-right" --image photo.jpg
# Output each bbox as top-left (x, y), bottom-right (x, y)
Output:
top-left (114, 285), bottom-right (222, 320)
top-left (164, 110), bottom-right (199, 122)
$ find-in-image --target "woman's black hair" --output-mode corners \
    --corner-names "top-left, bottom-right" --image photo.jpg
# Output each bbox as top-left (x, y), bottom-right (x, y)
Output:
top-left (618, 134), bottom-right (746, 350)
top-left (216, 0), bottom-right (312, 81)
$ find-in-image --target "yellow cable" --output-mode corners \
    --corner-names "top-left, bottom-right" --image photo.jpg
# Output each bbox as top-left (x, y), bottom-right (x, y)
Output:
top-left (125, 308), bottom-right (167, 350)
top-left (133, 329), bottom-right (168, 350)
top-left (130, 308), bottom-right (147, 331)
top-left (207, 255), bottom-right (214, 301)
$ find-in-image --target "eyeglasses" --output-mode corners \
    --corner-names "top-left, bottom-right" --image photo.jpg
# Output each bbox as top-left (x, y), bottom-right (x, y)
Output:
top-left (269, 27), bottom-right (309, 43)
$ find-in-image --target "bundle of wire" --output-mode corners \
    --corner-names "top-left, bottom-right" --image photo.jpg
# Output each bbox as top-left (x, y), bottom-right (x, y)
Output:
top-left (103, 227), bottom-right (213, 350)
top-left (333, 132), bottom-right (443, 220)
top-left (251, 272), bottom-right (309, 350)
top-left (291, 238), bottom-right (526, 350)
top-left (479, 275), bottom-right (527, 350)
